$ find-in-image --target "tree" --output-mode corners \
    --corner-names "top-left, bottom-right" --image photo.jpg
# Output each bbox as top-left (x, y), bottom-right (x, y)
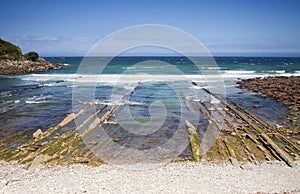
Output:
top-left (25, 51), bottom-right (39, 61)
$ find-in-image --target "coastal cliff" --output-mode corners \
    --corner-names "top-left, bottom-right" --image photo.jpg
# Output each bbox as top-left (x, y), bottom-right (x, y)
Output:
top-left (0, 38), bottom-right (61, 75)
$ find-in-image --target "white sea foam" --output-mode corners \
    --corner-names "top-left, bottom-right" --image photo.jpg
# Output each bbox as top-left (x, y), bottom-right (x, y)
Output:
top-left (224, 70), bottom-right (256, 74)
top-left (19, 71), bottom-right (300, 85)
top-left (25, 100), bottom-right (48, 104)
top-left (221, 70), bottom-right (300, 79)
top-left (210, 96), bottom-right (221, 104)
top-left (265, 70), bottom-right (286, 74)
top-left (275, 70), bottom-right (285, 74)
top-left (25, 95), bottom-right (52, 104)
top-left (21, 74), bottom-right (78, 82)
top-left (20, 74), bottom-right (206, 83)
top-left (100, 101), bottom-right (124, 106)
top-left (103, 120), bottom-right (117, 124)
top-left (100, 100), bottom-right (144, 106)
top-left (189, 85), bottom-right (202, 90)
top-left (27, 95), bottom-right (52, 101)
top-left (39, 83), bottom-right (64, 87)
top-left (200, 67), bottom-right (221, 70)
top-left (123, 100), bottom-right (145, 106)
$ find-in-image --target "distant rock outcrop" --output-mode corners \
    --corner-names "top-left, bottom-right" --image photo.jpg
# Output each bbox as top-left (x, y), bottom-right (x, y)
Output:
top-left (0, 38), bottom-right (61, 75)
top-left (237, 76), bottom-right (300, 111)
top-left (0, 58), bottom-right (61, 75)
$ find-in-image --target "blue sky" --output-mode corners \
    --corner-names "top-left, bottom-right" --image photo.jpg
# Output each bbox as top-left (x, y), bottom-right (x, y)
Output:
top-left (1, 0), bottom-right (300, 56)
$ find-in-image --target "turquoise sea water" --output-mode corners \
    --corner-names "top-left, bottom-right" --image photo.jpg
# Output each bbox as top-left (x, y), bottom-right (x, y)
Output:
top-left (0, 57), bottom-right (300, 140)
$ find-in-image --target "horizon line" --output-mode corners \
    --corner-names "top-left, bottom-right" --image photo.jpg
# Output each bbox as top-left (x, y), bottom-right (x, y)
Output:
top-left (42, 54), bottom-right (300, 58)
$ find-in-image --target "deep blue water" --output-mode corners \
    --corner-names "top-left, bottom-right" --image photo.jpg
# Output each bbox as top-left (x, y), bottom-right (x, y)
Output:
top-left (44, 56), bottom-right (300, 74)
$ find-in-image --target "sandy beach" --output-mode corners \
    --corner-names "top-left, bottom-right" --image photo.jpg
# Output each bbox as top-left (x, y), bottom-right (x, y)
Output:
top-left (1, 161), bottom-right (299, 194)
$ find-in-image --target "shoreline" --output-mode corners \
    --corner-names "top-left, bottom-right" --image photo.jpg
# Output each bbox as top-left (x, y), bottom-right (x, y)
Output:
top-left (0, 58), bottom-right (62, 75)
top-left (0, 76), bottom-right (299, 166)
top-left (0, 75), bottom-right (299, 193)
top-left (1, 161), bottom-right (299, 193)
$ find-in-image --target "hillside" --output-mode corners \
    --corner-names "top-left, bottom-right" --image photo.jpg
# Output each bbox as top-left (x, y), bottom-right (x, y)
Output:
top-left (0, 38), bottom-right (61, 75)
top-left (0, 38), bottom-right (23, 59)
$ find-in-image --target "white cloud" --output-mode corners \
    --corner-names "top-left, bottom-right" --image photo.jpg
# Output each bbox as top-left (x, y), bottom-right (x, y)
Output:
top-left (4, 35), bottom-right (98, 56)
top-left (3, 34), bottom-right (300, 56)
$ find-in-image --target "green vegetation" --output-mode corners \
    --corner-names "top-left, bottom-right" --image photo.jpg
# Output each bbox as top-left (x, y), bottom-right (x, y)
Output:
top-left (0, 38), bottom-right (22, 59)
top-left (24, 51), bottom-right (39, 61)
top-left (0, 38), bottom-right (22, 56)
top-left (0, 38), bottom-right (39, 61)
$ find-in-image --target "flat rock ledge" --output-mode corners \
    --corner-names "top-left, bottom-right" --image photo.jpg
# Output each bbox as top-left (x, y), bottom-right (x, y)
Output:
top-left (237, 76), bottom-right (300, 111)
top-left (0, 58), bottom-right (61, 75)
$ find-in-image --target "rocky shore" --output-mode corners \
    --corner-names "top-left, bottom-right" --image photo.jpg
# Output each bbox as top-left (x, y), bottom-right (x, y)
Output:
top-left (237, 76), bottom-right (300, 111)
top-left (0, 74), bottom-right (299, 193)
top-left (0, 58), bottom-right (61, 75)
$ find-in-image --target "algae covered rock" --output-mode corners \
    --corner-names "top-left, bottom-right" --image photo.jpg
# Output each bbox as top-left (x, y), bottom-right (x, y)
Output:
top-left (186, 120), bottom-right (201, 162)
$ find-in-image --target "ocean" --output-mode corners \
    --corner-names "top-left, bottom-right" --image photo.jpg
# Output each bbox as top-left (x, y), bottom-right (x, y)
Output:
top-left (0, 56), bottom-right (300, 141)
